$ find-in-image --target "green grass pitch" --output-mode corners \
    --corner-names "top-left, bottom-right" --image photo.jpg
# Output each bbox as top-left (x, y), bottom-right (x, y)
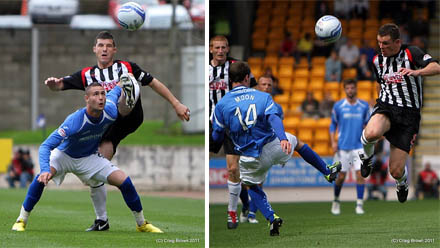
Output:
top-left (0, 189), bottom-right (204, 247)
top-left (210, 200), bottom-right (439, 248)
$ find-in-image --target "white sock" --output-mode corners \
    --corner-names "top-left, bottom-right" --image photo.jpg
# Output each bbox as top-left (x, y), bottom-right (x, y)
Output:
top-left (361, 130), bottom-right (377, 157)
top-left (395, 167), bottom-right (408, 185)
top-left (227, 180), bottom-right (241, 212)
top-left (334, 196), bottom-right (339, 202)
top-left (18, 206), bottom-right (30, 223)
top-left (132, 210), bottom-right (145, 226)
top-left (356, 199), bottom-right (363, 206)
top-left (90, 185), bottom-right (108, 221)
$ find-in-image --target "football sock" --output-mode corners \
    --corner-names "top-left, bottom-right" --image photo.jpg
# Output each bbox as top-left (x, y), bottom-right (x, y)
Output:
top-left (356, 184), bottom-right (365, 200)
top-left (361, 130), bottom-right (377, 157)
top-left (90, 184), bottom-right (108, 221)
top-left (395, 167), bottom-right (408, 185)
top-left (119, 177), bottom-right (142, 212)
top-left (297, 144), bottom-right (330, 175)
top-left (248, 199), bottom-right (257, 218)
top-left (240, 186), bottom-right (249, 212)
top-left (334, 184), bottom-right (342, 198)
top-left (22, 174), bottom-right (45, 212)
top-left (227, 180), bottom-right (241, 212)
top-left (17, 206), bottom-right (30, 223)
top-left (356, 199), bottom-right (363, 206)
top-left (248, 185), bottom-right (275, 223)
top-left (132, 210), bottom-right (145, 226)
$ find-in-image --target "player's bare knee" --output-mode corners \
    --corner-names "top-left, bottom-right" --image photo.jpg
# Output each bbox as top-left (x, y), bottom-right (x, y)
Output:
top-left (364, 127), bottom-right (381, 142)
top-left (107, 170), bottom-right (127, 186)
top-left (389, 166), bottom-right (404, 179)
top-left (99, 142), bottom-right (114, 160)
top-left (336, 172), bottom-right (346, 184)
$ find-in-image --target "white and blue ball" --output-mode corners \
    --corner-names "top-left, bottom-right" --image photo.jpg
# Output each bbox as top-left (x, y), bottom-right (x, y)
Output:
top-left (315, 15), bottom-right (342, 43)
top-left (117, 2), bottom-right (146, 31)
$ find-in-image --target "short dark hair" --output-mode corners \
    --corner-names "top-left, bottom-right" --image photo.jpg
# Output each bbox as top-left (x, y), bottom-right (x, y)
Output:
top-left (229, 61), bottom-right (250, 83)
top-left (378, 23), bottom-right (400, 41)
top-left (95, 31), bottom-right (116, 46)
top-left (343, 79), bottom-right (357, 88)
top-left (85, 82), bottom-right (104, 95)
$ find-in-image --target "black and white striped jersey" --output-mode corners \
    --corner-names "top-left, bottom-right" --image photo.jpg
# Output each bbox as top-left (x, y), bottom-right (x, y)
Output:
top-left (209, 57), bottom-right (257, 120)
top-left (372, 45), bottom-right (437, 110)
top-left (62, 60), bottom-right (154, 92)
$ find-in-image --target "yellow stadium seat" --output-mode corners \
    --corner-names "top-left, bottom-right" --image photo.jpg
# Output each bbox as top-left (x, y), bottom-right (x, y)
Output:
top-left (295, 68), bottom-right (309, 79)
top-left (263, 56), bottom-right (278, 68)
top-left (357, 80), bottom-right (373, 91)
top-left (265, 40), bottom-right (281, 54)
top-left (254, 16), bottom-right (270, 28)
top-left (284, 117), bottom-right (300, 129)
top-left (365, 19), bottom-right (379, 28)
top-left (311, 56), bottom-right (326, 65)
top-left (279, 65), bottom-right (294, 78)
top-left (380, 18), bottom-right (393, 26)
top-left (313, 143), bottom-right (331, 156)
top-left (311, 67), bottom-right (325, 78)
top-left (358, 91), bottom-right (371, 101)
top-left (291, 90), bottom-right (307, 105)
top-left (298, 129), bottom-right (314, 145)
top-left (296, 57), bottom-right (310, 69)
top-left (252, 38), bottom-right (266, 51)
top-left (299, 118), bottom-right (318, 129)
top-left (286, 16), bottom-right (301, 28)
top-left (250, 66), bottom-right (262, 80)
top-left (314, 129), bottom-right (330, 142)
top-left (274, 94), bottom-right (290, 105)
top-left (348, 19), bottom-right (364, 30)
top-left (279, 56), bottom-right (295, 67)
top-left (248, 57), bottom-right (263, 67)
top-left (309, 79), bottom-right (324, 91)
top-left (342, 68), bottom-right (357, 80)
top-left (313, 91), bottom-right (323, 101)
top-left (271, 8), bottom-right (288, 18)
top-left (292, 79), bottom-right (308, 91)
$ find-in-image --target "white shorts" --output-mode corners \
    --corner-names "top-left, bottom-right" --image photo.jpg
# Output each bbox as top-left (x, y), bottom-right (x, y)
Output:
top-left (50, 149), bottom-right (119, 187)
top-left (239, 133), bottom-right (297, 185)
top-left (333, 148), bottom-right (363, 172)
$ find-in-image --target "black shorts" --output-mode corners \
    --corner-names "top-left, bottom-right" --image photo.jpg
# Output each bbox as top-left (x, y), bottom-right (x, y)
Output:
top-left (372, 101), bottom-right (420, 153)
top-left (101, 100), bottom-right (144, 153)
top-left (209, 122), bottom-right (239, 155)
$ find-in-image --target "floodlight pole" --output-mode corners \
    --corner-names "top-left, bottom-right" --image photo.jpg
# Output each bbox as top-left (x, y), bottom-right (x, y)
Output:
top-left (31, 26), bottom-right (39, 130)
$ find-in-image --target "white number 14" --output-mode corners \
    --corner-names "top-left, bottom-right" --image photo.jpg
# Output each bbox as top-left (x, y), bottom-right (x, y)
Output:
top-left (235, 104), bottom-right (257, 131)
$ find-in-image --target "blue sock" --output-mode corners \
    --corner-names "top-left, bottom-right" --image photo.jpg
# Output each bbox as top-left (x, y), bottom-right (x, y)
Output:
top-left (248, 199), bottom-right (257, 218)
top-left (356, 184), bottom-right (365, 200)
top-left (334, 184), bottom-right (342, 198)
top-left (119, 177), bottom-right (142, 212)
top-left (23, 175), bottom-right (45, 212)
top-left (248, 185), bottom-right (275, 223)
top-left (297, 144), bottom-right (330, 175)
top-left (240, 186), bottom-right (249, 212)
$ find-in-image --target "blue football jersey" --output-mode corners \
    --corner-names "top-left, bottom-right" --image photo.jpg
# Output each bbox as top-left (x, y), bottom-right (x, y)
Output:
top-left (39, 86), bottom-right (122, 173)
top-left (274, 102), bottom-right (284, 120)
top-left (212, 86), bottom-right (278, 157)
top-left (330, 98), bottom-right (370, 150)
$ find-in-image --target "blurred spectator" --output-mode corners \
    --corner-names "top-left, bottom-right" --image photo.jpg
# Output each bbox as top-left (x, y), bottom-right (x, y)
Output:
top-left (415, 163), bottom-right (439, 199)
top-left (279, 32), bottom-right (296, 57)
top-left (296, 33), bottom-right (313, 68)
top-left (399, 25), bottom-right (411, 45)
top-left (359, 39), bottom-right (376, 64)
top-left (350, 0), bottom-right (369, 19)
top-left (315, 1), bottom-right (330, 20)
top-left (411, 36), bottom-right (428, 53)
top-left (319, 91), bottom-right (335, 118)
top-left (301, 92), bottom-right (320, 119)
top-left (271, 77), bottom-right (283, 96)
top-left (356, 54), bottom-right (374, 80)
top-left (367, 157), bottom-right (388, 200)
top-left (6, 149), bottom-right (34, 188)
top-left (339, 38), bottom-right (360, 68)
top-left (408, 10), bottom-right (429, 39)
top-left (334, 0), bottom-right (351, 19)
top-left (392, 2), bottom-right (412, 26)
top-left (325, 50), bottom-right (342, 82)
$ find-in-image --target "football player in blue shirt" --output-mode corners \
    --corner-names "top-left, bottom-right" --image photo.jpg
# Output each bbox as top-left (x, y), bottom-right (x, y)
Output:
top-left (330, 79), bottom-right (370, 215)
top-left (212, 61), bottom-right (341, 236)
top-left (12, 79), bottom-right (162, 233)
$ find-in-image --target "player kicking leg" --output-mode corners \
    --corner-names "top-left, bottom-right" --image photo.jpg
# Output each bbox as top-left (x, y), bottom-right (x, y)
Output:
top-left (12, 150), bottom-right (162, 233)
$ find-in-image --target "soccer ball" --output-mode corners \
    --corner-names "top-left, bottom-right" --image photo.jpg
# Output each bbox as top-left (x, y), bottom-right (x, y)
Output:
top-left (117, 2), bottom-right (146, 31)
top-left (315, 15), bottom-right (342, 43)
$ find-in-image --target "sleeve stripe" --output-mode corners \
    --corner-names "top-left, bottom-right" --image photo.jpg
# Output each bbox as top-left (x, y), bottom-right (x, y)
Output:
top-left (213, 112), bottom-right (224, 128)
top-left (405, 48), bottom-right (413, 63)
top-left (265, 102), bottom-right (274, 113)
top-left (81, 67), bottom-right (93, 87)
top-left (121, 61), bottom-right (133, 73)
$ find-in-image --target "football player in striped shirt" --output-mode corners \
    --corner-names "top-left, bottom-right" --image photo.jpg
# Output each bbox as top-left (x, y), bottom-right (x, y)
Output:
top-left (212, 61), bottom-right (341, 235)
top-left (44, 31), bottom-right (190, 231)
top-left (360, 23), bottom-right (440, 203)
top-left (12, 82), bottom-right (162, 233)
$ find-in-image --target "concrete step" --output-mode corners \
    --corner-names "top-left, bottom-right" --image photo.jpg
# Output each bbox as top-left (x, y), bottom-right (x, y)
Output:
top-left (424, 100), bottom-right (440, 107)
top-left (419, 133), bottom-right (440, 140)
top-left (424, 93), bottom-right (440, 100)
top-left (421, 119), bottom-right (440, 126)
top-left (414, 145), bottom-right (440, 155)
top-left (417, 138), bottom-right (440, 146)
top-left (421, 113), bottom-right (440, 120)
top-left (422, 106), bottom-right (440, 113)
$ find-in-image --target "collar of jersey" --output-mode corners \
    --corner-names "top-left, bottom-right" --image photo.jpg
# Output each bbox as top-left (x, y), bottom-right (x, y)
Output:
top-left (232, 85), bottom-right (247, 91)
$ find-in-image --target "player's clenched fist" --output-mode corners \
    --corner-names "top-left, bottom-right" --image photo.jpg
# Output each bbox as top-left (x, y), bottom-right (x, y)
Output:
top-left (44, 77), bottom-right (64, 91)
top-left (37, 172), bottom-right (53, 186)
top-left (280, 140), bottom-right (292, 155)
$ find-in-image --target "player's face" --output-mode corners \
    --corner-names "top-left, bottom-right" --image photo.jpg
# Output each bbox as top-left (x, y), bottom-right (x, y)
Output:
top-left (94, 39), bottom-right (117, 68)
top-left (256, 78), bottom-right (273, 93)
top-left (344, 84), bottom-right (357, 99)
top-left (210, 40), bottom-right (229, 64)
top-left (86, 86), bottom-right (106, 111)
top-left (377, 35), bottom-right (400, 57)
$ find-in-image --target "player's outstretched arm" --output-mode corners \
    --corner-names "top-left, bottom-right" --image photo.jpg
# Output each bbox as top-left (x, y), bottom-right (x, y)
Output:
top-left (44, 77), bottom-right (64, 91)
top-left (149, 78), bottom-right (190, 121)
top-left (399, 62), bottom-right (440, 77)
